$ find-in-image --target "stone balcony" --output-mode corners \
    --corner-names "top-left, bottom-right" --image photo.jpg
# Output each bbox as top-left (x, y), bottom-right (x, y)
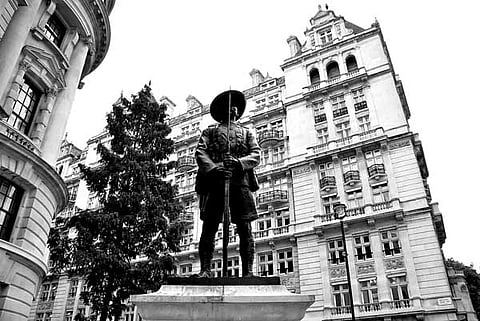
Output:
top-left (257, 129), bottom-right (284, 149)
top-left (304, 67), bottom-right (367, 94)
top-left (307, 127), bottom-right (385, 159)
top-left (325, 299), bottom-right (415, 319)
top-left (256, 190), bottom-right (288, 208)
top-left (0, 120), bottom-right (40, 155)
top-left (176, 155), bottom-right (196, 172)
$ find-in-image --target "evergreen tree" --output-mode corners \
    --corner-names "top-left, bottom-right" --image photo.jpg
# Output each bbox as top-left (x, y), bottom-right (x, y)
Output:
top-left (446, 258), bottom-right (480, 319)
top-left (48, 85), bottom-right (183, 321)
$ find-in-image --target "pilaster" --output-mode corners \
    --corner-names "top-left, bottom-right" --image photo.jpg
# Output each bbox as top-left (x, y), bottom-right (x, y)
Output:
top-left (31, 86), bottom-right (58, 146)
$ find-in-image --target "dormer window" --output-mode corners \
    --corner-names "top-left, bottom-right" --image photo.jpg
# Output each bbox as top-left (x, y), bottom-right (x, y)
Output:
top-left (319, 28), bottom-right (333, 44)
top-left (45, 13), bottom-right (66, 47)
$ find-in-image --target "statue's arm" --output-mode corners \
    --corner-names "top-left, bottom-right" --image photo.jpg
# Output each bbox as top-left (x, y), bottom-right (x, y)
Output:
top-left (238, 129), bottom-right (260, 171)
top-left (195, 128), bottom-right (217, 175)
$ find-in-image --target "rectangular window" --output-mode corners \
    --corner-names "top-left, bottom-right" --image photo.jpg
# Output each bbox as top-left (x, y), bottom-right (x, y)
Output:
top-left (319, 28), bottom-right (333, 44)
top-left (258, 252), bottom-right (274, 276)
top-left (257, 216), bottom-right (271, 231)
top-left (389, 276), bottom-right (410, 302)
top-left (317, 127), bottom-right (329, 144)
top-left (332, 284), bottom-right (351, 307)
top-left (260, 149), bottom-right (269, 166)
top-left (270, 119), bottom-right (283, 132)
top-left (7, 78), bottom-right (41, 134)
top-left (276, 210), bottom-right (290, 227)
top-left (346, 190), bottom-right (363, 208)
top-left (49, 283), bottom-right (57, 301)
top-left (180, 264), bottom-right (193, 276)
top-left (336, 121), bottom-right (350, 139)
top-left (331, 95), bottom-right (346, 112)
top-left (0, 177), bottom-right (23, 241)
top-left (45, 13), bottom-right (66, 47)
top-left (322, 195), bottom-right (338, 215)
top-left (328, 239), bottom-right (345, 265)
top-left (41, 284), bottom-right (50, 301)
top-left (272, 145), bottom-right (285, 163)
top-left (67, 184), bottom-right (79, 202)
top-left (319, 161), bottom-right (334, 178)
top-left (227, 257), bottom-right (240, 277)
top-left (256, 98), bottom-right (266, 108)
top-left (278, 248), bottom-right (293, 274)
top-left (381, 230), bottom-right (401, 256)
top-left (365, 149), bottom-right (382, 167)
top-left (64, 310), bottom-right (73, 321)
top-left (352, 88), bottom-right (365, 103)
top-left (68, 279), bottom-right (78, 298)
top-left (342, 155), bottom-right (358, 172)
top-left (358, 115), bottom-right (370, 132)
top-left (354, 234), bottom-right (372, 260)
top-left (372, 184), bottom-right (389, 203)
top-left (360, 279), bottom-right (379, 307)
top-left (309, 33), bottom-right (316, 47)
top-left (211, 260), bottom-right (222, 277)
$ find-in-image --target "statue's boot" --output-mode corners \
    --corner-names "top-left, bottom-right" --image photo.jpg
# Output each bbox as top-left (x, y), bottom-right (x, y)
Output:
top-left (199, 249), bottom-right (213, 278)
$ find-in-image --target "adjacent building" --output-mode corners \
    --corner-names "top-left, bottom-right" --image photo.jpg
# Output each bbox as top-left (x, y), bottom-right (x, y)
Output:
top-left (33, 5), bottom-right (476, 321)
top-left (0, 1), bottom-right (114, 321)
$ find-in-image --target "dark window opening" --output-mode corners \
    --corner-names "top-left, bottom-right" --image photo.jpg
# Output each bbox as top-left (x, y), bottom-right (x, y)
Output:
top-left (309, 68), bottom-right (320, 84)
top-left (346, 56), bottom-right (358, 72)
top-left (326, 61), bottom-right (340, 79)
top-left (0, 177), bottom-right (23, 241)
top-left (45, 13), bottom-right (66, 47)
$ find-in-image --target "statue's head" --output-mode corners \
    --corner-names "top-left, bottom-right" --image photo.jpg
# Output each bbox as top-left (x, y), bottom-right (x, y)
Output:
top-left (210, 90), bottom-right (246, 123)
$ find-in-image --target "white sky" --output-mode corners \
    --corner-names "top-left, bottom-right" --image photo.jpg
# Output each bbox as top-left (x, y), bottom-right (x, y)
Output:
top-left (66, 1), bottom-right (480, 268)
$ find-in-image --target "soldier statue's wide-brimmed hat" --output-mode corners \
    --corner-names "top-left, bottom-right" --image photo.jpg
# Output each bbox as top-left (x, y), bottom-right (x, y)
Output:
top-left (210, 90), bottom-right (246, 123)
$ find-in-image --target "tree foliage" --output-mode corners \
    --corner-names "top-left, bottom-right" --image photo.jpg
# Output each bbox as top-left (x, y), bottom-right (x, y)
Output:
top-left (446, 258), bottom-right (480, 319)
top-left (48, 85), bottom-right (183, 321)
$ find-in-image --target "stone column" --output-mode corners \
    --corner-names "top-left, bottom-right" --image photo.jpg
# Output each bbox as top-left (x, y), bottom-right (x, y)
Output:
top-left (41, 38), bottom-right (90, 164)
top-left (0, 0), bottom-right (42, 117)
top-left (31, 86), bottom-right (57, 146)
top-left (1, 60), bottom-right (31, 116)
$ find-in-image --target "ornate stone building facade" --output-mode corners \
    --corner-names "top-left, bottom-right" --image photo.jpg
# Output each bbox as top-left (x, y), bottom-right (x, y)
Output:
top-left (0, 1), bottom-right (114, 321)
top-left (35, 5), bottom-right (476, 321)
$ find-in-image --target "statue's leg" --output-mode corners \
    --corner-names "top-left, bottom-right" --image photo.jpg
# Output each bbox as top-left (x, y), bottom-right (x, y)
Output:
top-left (237, 221), bottom-right (254, 277)
top-left (198, 219), bottom-right (220, 277)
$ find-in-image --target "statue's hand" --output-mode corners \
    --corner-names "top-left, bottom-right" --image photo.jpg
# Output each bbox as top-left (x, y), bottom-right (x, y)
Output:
top-left (210, 166), bottom-right (233, 180)
top-left (223, 155), bottom-right (241, 171)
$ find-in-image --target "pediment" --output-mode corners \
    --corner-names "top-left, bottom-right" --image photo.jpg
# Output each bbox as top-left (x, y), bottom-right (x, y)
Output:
top-left (22, 45), bottom-right (67, 88)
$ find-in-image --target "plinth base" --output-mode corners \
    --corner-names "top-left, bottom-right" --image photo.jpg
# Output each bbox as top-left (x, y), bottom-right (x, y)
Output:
top-left (130, 283), bottom-right (315, 321)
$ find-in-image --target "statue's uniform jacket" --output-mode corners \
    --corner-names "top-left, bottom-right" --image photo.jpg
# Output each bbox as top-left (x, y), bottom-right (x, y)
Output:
top-left (195, 122), bottom-right (260, 223)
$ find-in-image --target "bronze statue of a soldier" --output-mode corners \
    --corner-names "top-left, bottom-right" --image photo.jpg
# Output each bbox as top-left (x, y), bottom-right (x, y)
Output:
top-left (195, 90), bottom-right (260, 277)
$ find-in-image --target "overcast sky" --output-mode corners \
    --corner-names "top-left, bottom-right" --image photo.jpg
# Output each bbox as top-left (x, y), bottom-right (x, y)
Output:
top-left (66, 1), bottom-right (480, 268)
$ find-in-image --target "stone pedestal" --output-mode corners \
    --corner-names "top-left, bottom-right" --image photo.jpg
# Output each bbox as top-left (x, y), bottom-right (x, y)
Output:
top-left (130, 278), bottom-right (315, 321)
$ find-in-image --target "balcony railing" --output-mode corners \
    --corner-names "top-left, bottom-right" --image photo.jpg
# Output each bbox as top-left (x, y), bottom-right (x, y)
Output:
top-left (174, 129), bottom-right (201, 141)
top-left (333, 107), bottom-right (348, 118)
top-left (306, 67), bottom-right (367, 92)
top-left (372, 200), bottom-right (393, 211)
top-left (345, 206), bottom-right (365, 217)
top-left (0, 120), bottom-right (40, 155)
top-left (343, 170), bottom-right (360, 184)
top-left (176, 155), bottom-right (196, 172)
top-left (331, 306), bottom-right (351, 315)
top-left (256, 190), bottom-right (288, 205)
top-left (389, 299), bottom-right (412, 309)
top-left (314, 113), bottom-right (327, 123)
top-left (257, 129), bottom-right (284, 148)
top-left (320, 176), bottom-right (336, 190)
top-left (354, 101), bottom-right (368, 111)
top-left (358, 302), bottom-right (381, 312)
top-left (272, 225), bottom-right (290, 235)
top-left (177, 211), bottom-right (194, 223)
top-left (253, 229), bottom-right (269, 239)
top-left (368, 163), bottom-right (386, 178)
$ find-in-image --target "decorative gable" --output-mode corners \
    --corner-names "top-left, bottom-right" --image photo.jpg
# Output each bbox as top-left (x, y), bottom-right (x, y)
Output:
top-left (22, 45), bottom-right (67, 88)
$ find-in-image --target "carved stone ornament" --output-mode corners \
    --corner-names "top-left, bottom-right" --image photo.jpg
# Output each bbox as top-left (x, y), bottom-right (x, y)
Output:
top-left (329, 266), bottom-right (346, 279)
top-left (384, 257), bottom-right (405, 270)
top-left (357, 263), bottom-right (375, 275)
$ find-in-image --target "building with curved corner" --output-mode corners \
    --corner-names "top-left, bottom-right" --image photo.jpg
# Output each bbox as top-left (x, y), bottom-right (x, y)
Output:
top-left (0, 1), bottom-right (114, 321)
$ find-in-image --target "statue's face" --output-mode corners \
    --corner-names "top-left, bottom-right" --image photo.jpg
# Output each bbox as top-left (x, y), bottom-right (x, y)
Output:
top-left (230, 106), bottom-right (239, 120)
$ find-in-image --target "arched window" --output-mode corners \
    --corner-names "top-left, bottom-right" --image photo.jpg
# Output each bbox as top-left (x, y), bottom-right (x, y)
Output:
top-left (346, 55), bottom-right (358, 72)
top-left (309, 68), bottom-right (320, 84)
top-left (326, 61), bottom-right (340, 79)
